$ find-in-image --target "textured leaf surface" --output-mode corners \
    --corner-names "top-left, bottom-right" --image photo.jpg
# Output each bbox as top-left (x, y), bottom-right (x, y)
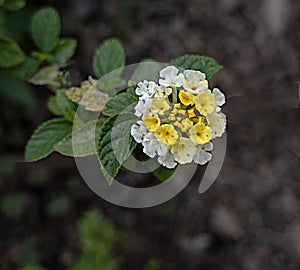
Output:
top-left (49, 38), bottom-right (77, 63)
top-left (169, 54), bottom-right (223, 80)
top-left (102, 87), bottom-right (138, 117)
top-left (97, 113), bottom-right (137, 184)
top-left (31, 7), bottom-right (61, 52)
top-left (92, 38), bottom-right (125, 78)
top-left (25, 118), bottom-right (72, 162)
top-left (0, 35), bottom-right (25, 68)
top-left (55, 119), bottom-right (105, 157)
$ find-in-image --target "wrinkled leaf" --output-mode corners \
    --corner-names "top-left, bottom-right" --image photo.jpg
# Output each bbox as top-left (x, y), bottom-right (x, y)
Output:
top-left (97, 113), bottom-right (137, 184)
top-left (49, 38), bottom-right (77, 63)
top-left (169, 54), bottom-right (223, 80)
top-left (55, 119), bottom-right (105, 157)
top-left (0, 35), bottom-right (25, 68)
top-left (102, 86), bottom-right (138, 117)
top-left (92, 38), bottom-right (125, 78)
top-left (31, 7), bottom-right (61, 52)
top-left (25, 118), bottom-right (73, 162)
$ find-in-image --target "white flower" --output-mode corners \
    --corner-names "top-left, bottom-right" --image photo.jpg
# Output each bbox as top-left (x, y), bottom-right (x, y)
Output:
top-left (131, 121), bottom-right (147, 143)
top-left (213, 88), bottom-right (225, 111)
top-left (171, 137), bottom-right (197, 164)
top-left (158, 150), bottom-right (177, 169)
top-left (159, 66), bottom-right (184, 87)
top-left (136, 80), bottom-right (157, 100)
top-left (154, 85), bottom-right (172, 98)
top-left (142, 133), bottom-right (161, 158)
top-left (134, 99), bottom-right (152, 117)
top-left (183, 70), bottom-right (208, 94)
top-left (193, 142), bottom-right (213, 165)
top-left (207, 112), bottom-right (226, 138)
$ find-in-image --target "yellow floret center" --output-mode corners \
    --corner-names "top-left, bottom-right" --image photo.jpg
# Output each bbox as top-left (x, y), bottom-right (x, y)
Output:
top-left (154, 124), bottom-right (178, 146)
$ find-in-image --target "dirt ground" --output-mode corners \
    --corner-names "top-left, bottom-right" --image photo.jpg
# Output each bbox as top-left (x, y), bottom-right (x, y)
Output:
top-left (1, 0), bottom-right (300, 269)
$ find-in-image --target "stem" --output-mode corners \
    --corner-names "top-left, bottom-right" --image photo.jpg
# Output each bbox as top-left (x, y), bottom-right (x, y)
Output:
top-left (172, 86), bottom-right (177, 104)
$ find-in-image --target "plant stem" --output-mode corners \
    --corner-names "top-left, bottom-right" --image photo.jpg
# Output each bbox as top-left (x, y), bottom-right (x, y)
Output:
top-left (172, 86), bottom-right (177, 104)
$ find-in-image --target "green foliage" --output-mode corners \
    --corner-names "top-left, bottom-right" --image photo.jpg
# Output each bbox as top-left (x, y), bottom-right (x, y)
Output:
top-left (71, 210), bottom-right (119, 270)
top-left (1, 192), bottom-right (29, 218)
top-left (92, 38), bottom-right (125, 78)
top-left (3, 0), bottom-right (26, 11)
top-left (25, 118), bottom-right (73, 162)
top-left (97, 113), bottom-right (137, 185)
top-left (102, 86), bottom-right (138, 117)
top-left (169, 54), bottom-right (223, 79)
top-left (31, 7), bottom-right (61, 52)
top-left (13, 57), bottom-right (41, 80)
top-left (55, 119), bottom-right (105, 157)
top-left (152, 165), bottom-right (178, 182)
top-left (49, 38), bottom-right (77, 63)
top-left (29, 65), bottom-right (62, 88)
top-left (129, 59), bottom-right (162, 85)
top-left (0, 35), bottom-right (25, 68)
top-left (54, 90), bottom-right (77, 121)
top-left (0, 69), bottom-right (36, 107)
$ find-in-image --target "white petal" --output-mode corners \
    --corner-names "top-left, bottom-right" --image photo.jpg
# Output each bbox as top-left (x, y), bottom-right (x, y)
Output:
top-left (213, 88), bottom-right (225, 106)
top-left (158, 151), bottom-right (177, 169)
top-left (207, 112), bottom-right (226, 138)
top-left (193, 146), bottom-right (212, 165)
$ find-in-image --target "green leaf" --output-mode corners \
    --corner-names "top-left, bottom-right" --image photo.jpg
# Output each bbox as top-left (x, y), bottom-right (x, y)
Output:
top-left (31, 7), bottom-right (61, 52)
top-left (55, 90), bottom-right (77, 121)
top-left (102, 86), bottom-right (138, 117)
top-left (47, 95), bottom-right (61, 115)
top-left (92, 38), bottom-right (125, 78)
top-left (13, 56), bottom-right (41, 80)
top-left (97, 74), bottom-right (125, 96)
top-left (29, 65), bottom-right (61, 88)
top-left (25, 118), bottom-right (73, 162)
top-left (97, 113), bottom-right (137, 184)
top-left (0, 0), bottom-right (5, 7)
top-left (169, 54), bottom-right (223, 80)
top-left (3, 0), bottom-right (26, 11)
top-left (55, 119), bottom-right (105, 157)
top-left (152, 165), bottom-right (178, 182)
top-left (129, 59), bottom-right (162, 85)
top-left (0, 69), bottom-right (36, 107)
top-left (0, 35), bottom-right (25, 68)
top-left (49, 38), bottom-right (77, 63)
top-left (21, 264), bottom-right (47, 270)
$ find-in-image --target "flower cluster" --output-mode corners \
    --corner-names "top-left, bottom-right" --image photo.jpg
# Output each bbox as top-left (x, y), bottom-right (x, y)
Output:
top-left (130, 66), bottom-right (226, 169)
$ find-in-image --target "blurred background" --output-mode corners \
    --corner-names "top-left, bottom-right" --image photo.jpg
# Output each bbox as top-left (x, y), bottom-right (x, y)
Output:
top-left (0, 0), bottom-right (299, 269)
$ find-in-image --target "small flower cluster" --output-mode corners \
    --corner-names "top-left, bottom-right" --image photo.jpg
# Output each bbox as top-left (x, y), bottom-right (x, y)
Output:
top-left (131, 66), bottom-right (226, 169)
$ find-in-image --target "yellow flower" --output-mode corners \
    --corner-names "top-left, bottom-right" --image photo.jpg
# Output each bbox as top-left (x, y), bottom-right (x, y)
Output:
top-left (142, 111), bottom-right (160, 132)
top-left (195, 90), bottom-right (216, 116)
top-left (178, 90), bottom-right (195, 106)
top-left (189, 122), bottom-right (212, 145)
top-left (155, 124), bottom-right (179, 146)
top-left (180, 118), bottom-right (193, 132)
top-left (187, 108), bottom-right (196, 118)
top-left (151, 97), bottom-right (170, 114)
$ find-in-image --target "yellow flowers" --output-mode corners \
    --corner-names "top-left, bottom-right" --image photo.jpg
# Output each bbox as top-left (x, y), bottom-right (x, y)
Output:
top-left (142, 111), bottom-right (160, 132)
top-left (178, 90), bottom-right (195, 106)
top-left (189, 122), bottom-right (212, 145)
top-left (131, 65), bottom-right (227, 168)
top-left (155, 124), bottom-right (178, 146)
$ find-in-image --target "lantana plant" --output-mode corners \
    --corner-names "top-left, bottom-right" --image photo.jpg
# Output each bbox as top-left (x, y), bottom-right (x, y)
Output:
top-left (23, 8), bottom-right (226, 184)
